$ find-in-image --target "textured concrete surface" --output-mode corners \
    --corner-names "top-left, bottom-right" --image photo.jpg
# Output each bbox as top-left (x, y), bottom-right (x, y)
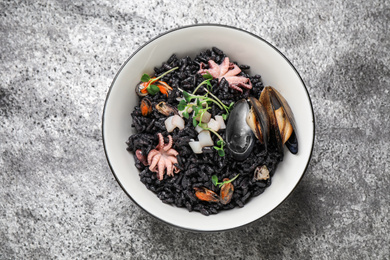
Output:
top-left (1, 0), bottom-right (389, 259)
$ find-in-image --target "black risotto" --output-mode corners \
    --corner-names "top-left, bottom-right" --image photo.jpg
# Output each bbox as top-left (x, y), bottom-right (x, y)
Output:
top-left (126, 47), bottom-right (283, 216)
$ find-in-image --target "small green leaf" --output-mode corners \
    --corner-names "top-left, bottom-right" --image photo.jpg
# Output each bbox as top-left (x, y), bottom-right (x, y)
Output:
top-left (196, 98), bottom-right (201, 106)
top-left (218, 149), bottom-right (225, 157)
top-left (206, 80), bottom-right (213, 90)
top-left (217, 140), bottom-right (223, 146)
top-left (141, 74), bottom-right (151, 82)
top-left (147, 84), bottom-right (160, 95)
top-left (183, 91), bottom-right (191, 102)
top-left (222, 114), bottom-right (228, 120)
top-left (229, 102), bottom-right (235, 110)
top-left (193, 106), bottom-right (199, 114)
top-left (192, 117), bottom-right (198, 127)
top-left (202, 72), bottom-right (213, 80)
top-left (211, 175), bottom-right (218, 186)
top-left (178, 104), bottom-right (186, 111)
top-left (183, 111), bottom-right (189, 119)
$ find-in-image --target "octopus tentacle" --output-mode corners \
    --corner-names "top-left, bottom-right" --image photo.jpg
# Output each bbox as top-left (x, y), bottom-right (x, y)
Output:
top-left (197, 56), bottom-right (251, 93)
top-left (165, 149), bottom-right (178, 156)
top-left (149, 153), bottom-right (161, 172)
top-left (230, 84), bottom-right (243, 93)
top-left (238, 81), bottom-right (253, 90)
top-left (223, 64), bottom-right (241, 77)
top-left (147, 150), bottom-right (158, 165)
top-left (163, 135), bottom-right (173, 151)
top-left (156, 133), bottom-right (165, 150)
top-left (218, 57), bottom-right (230, 76)
top-left (165, 159), bottom-right (173, 176)
top-left (145, 133), bottom-right (180, 180)
top-left (157, 157), bottom-right (166, 180)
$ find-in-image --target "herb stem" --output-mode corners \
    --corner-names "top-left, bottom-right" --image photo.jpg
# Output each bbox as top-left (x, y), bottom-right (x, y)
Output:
top-left (154, 67), bottom-right (179, 81)
top-left (192, 80), bottom-right (210, 95)
top-left (204, 89), bottom-right (229, 113)
top-left (207, 128), bottom-right (224, 142)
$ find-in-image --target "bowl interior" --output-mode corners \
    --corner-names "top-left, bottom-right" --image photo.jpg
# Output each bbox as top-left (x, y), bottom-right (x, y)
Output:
top-left (103, 25), bottom-right (314, 231)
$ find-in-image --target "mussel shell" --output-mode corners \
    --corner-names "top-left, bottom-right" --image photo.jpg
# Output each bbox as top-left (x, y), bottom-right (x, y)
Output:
top-left (260, 87), bottom-right (298, 154)
top-left (155, 101), bottom-right (177, 116)
top-left (226, 99), bottom-right (255, 161)
top-left (247, 97), bottom-right (269, 152)
top-left (140, 98), bottom-right (152, 116)
top-left (219, 178), bottom-right (234, 205)
top-left (135, 82), bottom-right (148, 97)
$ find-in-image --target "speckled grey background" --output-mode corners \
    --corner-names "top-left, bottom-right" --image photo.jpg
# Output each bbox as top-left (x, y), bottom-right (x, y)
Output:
top-left (1, 0), bottom-right (389, 259)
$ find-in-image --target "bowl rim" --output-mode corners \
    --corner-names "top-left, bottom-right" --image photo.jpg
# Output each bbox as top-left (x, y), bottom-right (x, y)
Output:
top-left (102, 23), bottom-right (316, 232)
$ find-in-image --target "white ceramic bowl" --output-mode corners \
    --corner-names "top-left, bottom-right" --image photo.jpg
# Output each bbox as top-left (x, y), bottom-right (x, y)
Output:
top-left (103, 24), bottom-right (315, 232)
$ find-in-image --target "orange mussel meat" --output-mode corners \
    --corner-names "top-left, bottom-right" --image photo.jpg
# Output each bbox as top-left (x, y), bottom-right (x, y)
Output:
top-left (194, 187), bottom-right (220, 202)
top-left (140, 98), bottom-right (152, 116)
top-left (219, 178), bottom-right (234, 205)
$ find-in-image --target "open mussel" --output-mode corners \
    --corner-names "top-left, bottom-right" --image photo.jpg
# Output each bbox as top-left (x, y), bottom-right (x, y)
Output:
top-left (226, 86), bottom-right (298, 160)
top-left (260, 87), bottom-right (298, 154)
top-left (226, 98), bottom-right (269, 161)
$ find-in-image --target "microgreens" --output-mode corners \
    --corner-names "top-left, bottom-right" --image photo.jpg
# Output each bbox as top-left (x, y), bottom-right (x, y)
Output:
top-left (177, 77), bottom-right (235, 157)
top-left (211, 174), bottom-right (240, 188)
top-left (192, 72), bottom-right (213, 94)
top-left (140, 67), bottom-right (178, 95)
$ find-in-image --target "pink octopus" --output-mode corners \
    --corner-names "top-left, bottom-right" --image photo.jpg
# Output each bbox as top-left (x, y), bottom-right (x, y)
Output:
top-left (198, 56), bottom-right (252, 93)
top-left (146, 133), bottom-right (180, 180)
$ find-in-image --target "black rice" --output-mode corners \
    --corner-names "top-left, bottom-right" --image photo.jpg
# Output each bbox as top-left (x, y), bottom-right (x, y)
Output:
top-left (126, 48), bottom-right (283, 215)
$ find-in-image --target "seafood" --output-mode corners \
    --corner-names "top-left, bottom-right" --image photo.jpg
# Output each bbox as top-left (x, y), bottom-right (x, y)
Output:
top-left (135, 149), bottom-right (148, 166)
top-left (194, 178), bottom-right (235, 204)
top-left (260, 87), bottom-right (298, 154)
top-left (198, 57), bottom-right (252, 93)
top-left (136, 80), bottom-right (173, 97)
top-left (128, 48), bottom-right (294, 215)
top-left (135, 82), bottom-right (149, 96)
top-left (156, 101), bottom-right (177, 116)
top-left (226, 98), bottom-right (269, 161)
top-left (219, 179), bottom-right (234, 205)
top-left (140, 98), bottom-right (152, 116)
top-left (253, 165), bottom-right (269, 181)
top-left (194, 187), bottom-right (220, 202)
top-left (147, 133), bottom-right (180, 180)
top-left (226, 99), bottom-right (255, 161)
top-left (226, 86), bottom-right (297, 160)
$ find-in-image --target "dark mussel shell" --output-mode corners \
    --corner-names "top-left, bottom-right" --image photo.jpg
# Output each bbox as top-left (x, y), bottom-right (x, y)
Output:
top-left (247, 97), bottom-right (270, 151)
top-left (135, 82), bottom-right (149, 97)
top-left (260, 87), bottom-right (298, 154)
top-left (226, 99), bottom-right (255, 161)
top-left (226, 98), bottom-right (270, 161)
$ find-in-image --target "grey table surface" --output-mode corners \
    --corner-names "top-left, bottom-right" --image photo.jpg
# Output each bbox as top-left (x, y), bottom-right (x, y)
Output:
top-left (1, 0), bottom-right (389, 259)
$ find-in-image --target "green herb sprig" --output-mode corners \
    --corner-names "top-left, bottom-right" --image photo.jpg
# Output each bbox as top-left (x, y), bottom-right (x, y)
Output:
top-left (178, 76), bottom-right (234, 157)
top-left (140, 67), bottom-right (178, 95)
top-left (211, 174), bottom-right (240, 188)
top-left (192, 72), bottom-right (213, 95)
top-left (178, 93), bottom-right (232, 156)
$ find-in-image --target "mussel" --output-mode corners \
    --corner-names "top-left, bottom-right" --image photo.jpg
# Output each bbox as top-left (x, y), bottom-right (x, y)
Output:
top-left (226, 98), bottom-right (269, 161)
top-left (156, 101), bottom-right (177, 116)
top-left (136, 82), bottom-right (149, 97)
top-left (194, 187), bottom-right (220, 202)
top-left (219, 178), bottom-right (234, 205)
top-left (260, 87), bottom-right (298, 154)
top-left (140, 98), bottom-right (152, 116)
top-left (226, 86), bottom-right (298, 160)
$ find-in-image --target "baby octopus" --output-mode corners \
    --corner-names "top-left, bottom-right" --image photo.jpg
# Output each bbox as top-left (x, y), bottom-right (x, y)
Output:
top-left (147, 133), bottom-right (180, 180)
top-left (198, 56), bottom-right (252, 93)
